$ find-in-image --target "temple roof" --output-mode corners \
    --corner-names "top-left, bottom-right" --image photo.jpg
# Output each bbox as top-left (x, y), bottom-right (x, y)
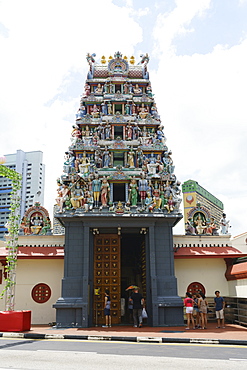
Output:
top-left (174, 245), bottom-right (246, 258)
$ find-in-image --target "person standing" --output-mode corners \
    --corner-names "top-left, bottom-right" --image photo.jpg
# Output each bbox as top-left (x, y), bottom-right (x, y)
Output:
top-left (198, 291), bottom-right (208, 329)
top-left (214, 290), bottom-right (225, 328)
top-left (102, 289), bottom-right (111, 328)
top-left (184, 292), bottom-right (195, 330)
top-left (130, 288), bottom-right (144, 328)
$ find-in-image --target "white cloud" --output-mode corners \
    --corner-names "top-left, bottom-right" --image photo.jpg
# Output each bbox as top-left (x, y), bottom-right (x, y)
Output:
top-left (150, 2), bottom-right (247, 236)
top-left (153, 0), bottom-right (211, 56)
top-left (0, 0), bottom-right (143, 218)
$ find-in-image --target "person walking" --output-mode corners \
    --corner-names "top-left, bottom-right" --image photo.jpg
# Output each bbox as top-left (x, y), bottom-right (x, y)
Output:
top-left (130, 288), bottom-right (144, 328)
top-left (184, 292), bottom-right (195, 330)
top-left (102, 289), bottom-right (111, 328)
top-left (214, 290), bottom-right (225, 328)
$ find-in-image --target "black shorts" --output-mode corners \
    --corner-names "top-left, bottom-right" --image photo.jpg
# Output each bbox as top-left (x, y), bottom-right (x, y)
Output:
top-left (104, 308), bottom-right (110, 316)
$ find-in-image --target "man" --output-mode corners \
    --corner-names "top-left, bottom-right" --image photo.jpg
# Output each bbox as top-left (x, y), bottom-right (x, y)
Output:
top-left (214, 290), bottom-right (225, 328)
top-left (130, 288), bottom-right (144, 328)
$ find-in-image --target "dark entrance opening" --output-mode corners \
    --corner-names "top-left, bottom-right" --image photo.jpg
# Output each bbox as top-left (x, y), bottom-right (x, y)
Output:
top-left (113, 183), bottom-right (126, 202)
top-left (121, 233), bottom-right (146, 324)
top-left (115, 104), bottom-right (122, 115)
top-left (114, 125), bottom-right (123, 139)
top-left (113, 152), bottom-right (124, 167)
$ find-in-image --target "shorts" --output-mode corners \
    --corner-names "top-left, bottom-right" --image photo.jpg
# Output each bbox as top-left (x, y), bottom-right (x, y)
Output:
top-left (104, 308), bottom-right (110, 316)
top-left (186, 307), bottom-right (193, 314)
top-left (216, 309), bottom-right (224, 319)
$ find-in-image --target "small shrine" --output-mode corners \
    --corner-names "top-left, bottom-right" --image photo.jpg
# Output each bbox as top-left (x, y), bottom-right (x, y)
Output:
top-left (54, 52), bottom-right (184, 328)
top-left (19, 202), bottom-right (52, 236)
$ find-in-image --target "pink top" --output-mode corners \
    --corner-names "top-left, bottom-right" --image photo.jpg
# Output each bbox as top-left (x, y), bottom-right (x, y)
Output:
top-left (184, 297), bottom-right (193, 307)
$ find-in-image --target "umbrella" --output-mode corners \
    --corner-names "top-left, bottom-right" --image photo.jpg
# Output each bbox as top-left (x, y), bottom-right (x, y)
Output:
top-left (126, 285), bottom-right (139, 291)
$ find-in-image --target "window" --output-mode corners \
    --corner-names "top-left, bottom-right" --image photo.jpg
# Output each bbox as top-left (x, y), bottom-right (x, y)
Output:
top-left (31, 283), bottom-right (51, 303)
top-left (187, 282), bottom-right (205, 295)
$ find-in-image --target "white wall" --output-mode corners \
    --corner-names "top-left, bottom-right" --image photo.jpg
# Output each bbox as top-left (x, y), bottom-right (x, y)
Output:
top-left (0, 259), bottom-right (64, 324)
top-left (228, 279), bottom-right (247, 297)
top-left (175, 258), bottom-right (229, 297)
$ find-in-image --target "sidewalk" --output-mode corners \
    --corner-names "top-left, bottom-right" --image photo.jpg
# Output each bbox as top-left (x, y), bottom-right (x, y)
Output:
top-left (1, 322), bottom-right (247, 346)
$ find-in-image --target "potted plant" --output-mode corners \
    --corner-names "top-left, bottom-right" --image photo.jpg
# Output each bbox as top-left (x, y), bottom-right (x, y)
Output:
top-left (0, 158), bottom-right (31, 331)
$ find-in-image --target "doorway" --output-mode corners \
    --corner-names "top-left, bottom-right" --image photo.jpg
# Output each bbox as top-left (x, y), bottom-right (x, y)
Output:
top-left (121, 234), bottom-right (146, 324)
top-left (113, 183), bottom-right (126, 202)
top-left (93, 232), bottom-right (146, 326)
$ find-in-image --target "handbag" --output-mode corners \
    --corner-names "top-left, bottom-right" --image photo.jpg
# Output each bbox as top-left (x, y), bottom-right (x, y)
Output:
top-left (142, 307), bottom-right (148, 319)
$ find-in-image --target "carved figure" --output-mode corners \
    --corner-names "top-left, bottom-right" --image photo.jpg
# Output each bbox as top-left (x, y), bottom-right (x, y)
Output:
top-left (129, 178), bottom-right (138, 206)
top-left (70, 183), bottom-right (84, 209)
top-left (153, 183), bottom-right (162, 210)
top-left (79, 152), bottom-right (90, 175)
top-left (105, 124), bottom-right (111, 140)
top-left (83, 83), bottom-right (91, 97)
top-left (127, 150), bottom-right (135, 168)
top-left (139, 103), bottom-right (148, 119)
top-left (132, 123), bottom-right (141, 140)
top-left (124, 82), bottom-right (129, 94)
top-left (145, 192), bottom-right (155, 212)
top-left (107, 102), bottom-right (112, 114)
top-left (136, 147), bottom-right (143, 168)
top-left (165, 195), bottom-right (175, 214)
top-left (205, 218), bottom-right (218, 235)
top-left (219, 213), bottom-right (230, 234)
top-left (71, 125), bottom-right (81, 145)
top-left (194, 214), bottom-right (206, 234)
top-left (146, 83), bottom-right (153, 97)
top-left (92, 174), bottom-right (101, 207)
top-left (101, 177), bottom-right (110, 207)
top-left (30, 214), bottom-right (43, 234)
top-left (56, 184), bottom-right (69, 213)
top-left (126, 122), bottom-right (133, 140)
top-left (40, 217), bottom-right (51, 235)
top-left (91, 104), bottom-right (99, 118)
top-left (133, 84), bottom-right (142, 94)
top-left (185, 218), bottom-right (196, 235)
top-left (101, 101), bottom-right (108, 115)
top-left (76, 105), bottom-right (86, 120)
top-left (103, 147), bottom-right (111, 167)
top-left (125, 102), bottom-right (130, 115)
top-left (95, 83), bottom-right (103, 94)
top-left (138, 173), bottom-right (148, 207)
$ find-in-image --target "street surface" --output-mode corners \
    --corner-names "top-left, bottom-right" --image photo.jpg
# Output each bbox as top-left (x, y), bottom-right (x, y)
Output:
top-left (0, 338), bottom-right (247, 369)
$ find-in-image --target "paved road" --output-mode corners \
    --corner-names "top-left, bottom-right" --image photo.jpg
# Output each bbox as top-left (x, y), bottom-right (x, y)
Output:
top-left (0, 338), bottom-right (247, 369)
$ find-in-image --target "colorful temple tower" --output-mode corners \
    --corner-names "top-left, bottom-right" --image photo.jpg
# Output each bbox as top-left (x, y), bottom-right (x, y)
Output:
top-left (54, 52), bottom-right (184, 327)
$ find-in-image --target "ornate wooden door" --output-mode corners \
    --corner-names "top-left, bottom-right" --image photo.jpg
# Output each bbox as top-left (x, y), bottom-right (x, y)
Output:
top-left (94, 234), bottom-right (121, 325)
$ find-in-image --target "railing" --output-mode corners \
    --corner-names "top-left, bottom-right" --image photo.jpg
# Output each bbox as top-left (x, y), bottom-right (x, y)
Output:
top-left (224, 297), bottom-right (247, 327)
top-left (183, 296), bottom-right (247, 327)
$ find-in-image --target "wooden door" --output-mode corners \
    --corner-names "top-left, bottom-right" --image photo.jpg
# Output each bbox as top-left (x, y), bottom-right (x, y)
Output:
top-left (94, 234), bottom-right (121, 325)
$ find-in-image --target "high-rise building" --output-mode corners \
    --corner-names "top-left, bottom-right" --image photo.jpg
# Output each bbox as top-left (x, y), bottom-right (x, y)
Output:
top-left (0, 150), bottom-right (45, 239)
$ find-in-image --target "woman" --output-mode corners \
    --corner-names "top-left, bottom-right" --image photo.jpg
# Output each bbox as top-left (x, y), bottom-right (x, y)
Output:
top-left (192, 293), bottom-right (200, 328)
top-left (102, 289), bottom-right (111, 328)
top-left (198, 291), bottom-right (208, 329)
top-left (184, 292), bottom-right (195, 330)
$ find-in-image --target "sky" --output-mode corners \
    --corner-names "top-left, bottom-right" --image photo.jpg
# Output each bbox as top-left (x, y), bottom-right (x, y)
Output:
top-left (0, 0), bottom-right (247, 236)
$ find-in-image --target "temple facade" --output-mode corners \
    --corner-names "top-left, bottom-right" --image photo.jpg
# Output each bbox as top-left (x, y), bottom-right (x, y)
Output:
top-left (53, 52), bottom-right (184, 327)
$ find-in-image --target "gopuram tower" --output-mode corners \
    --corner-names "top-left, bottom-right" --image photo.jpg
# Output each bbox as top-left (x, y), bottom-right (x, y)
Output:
top-left (54, 52), bottom-right (184, 327)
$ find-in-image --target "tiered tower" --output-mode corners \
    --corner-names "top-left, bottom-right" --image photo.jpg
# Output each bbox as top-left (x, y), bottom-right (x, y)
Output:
top-left (54, 52), bottom-right (184, 328)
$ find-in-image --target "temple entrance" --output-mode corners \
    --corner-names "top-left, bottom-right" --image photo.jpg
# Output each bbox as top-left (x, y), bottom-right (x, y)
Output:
top-left (121, 234), bottom-right (146, 324)
top-left (94, 234), bottom-right (121, 325)
top-left (93, 232), bottom-right (146, 326)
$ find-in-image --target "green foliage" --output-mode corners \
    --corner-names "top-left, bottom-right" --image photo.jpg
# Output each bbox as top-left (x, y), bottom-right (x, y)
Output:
top-left (0, 164), bottom-right (22, 310)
